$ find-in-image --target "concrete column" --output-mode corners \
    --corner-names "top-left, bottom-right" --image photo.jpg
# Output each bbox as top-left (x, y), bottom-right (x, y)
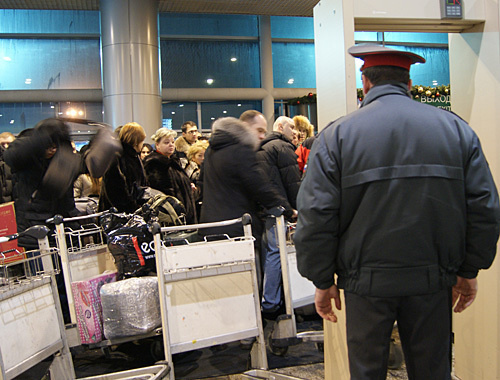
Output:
top-left (100, 0), bottom-right (162, 140)
top-left (313, 0), bottom-right (355, 377)
top-left (449, 2), bottom-right (500, 378)
top-left (259, 15), bottom-right (275, 130)
top-left (314, 0), bottom-right (356, 131)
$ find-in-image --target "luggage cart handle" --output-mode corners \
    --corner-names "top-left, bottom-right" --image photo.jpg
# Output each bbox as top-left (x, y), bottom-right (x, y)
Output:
top-left (0, 225), bottom-right (50, 243)
top-left (46, 207), bottom-right (118, 225)
top-left (150, 213), bottom-right (252, 234)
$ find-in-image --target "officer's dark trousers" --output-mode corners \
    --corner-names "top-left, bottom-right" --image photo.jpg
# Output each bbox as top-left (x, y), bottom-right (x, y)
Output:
top-left (344, 289), bottom-right (451, 380)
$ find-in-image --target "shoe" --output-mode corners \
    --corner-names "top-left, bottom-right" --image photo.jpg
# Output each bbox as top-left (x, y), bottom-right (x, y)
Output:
top-left (239, 337), bottom-right (256, 350)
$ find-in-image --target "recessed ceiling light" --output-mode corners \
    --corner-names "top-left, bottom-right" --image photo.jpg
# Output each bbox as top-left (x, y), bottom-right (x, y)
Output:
top-left (25, 78), bottom-right (32, 84)
top-left (3, 57), bottom-right (11, 61)
top-left (222, 110), bottom-right (227, 114)
top-left (230, 57), bottom-right (237, 62)
top-left (206, 78), bottom-right (214, 85)
top-left (50, 105), bottom-right (55, 109)
top-left (171, 111), bottom-right (176, 115)
top-left (9, 120), bottom-right (14, 124)
top-left (211, 117), bottom-right (215, 120)
top-left (288, 78), bottom-right (294, 84)
top-left (179, 104), bottom-right (184, 107)
top-left (237, 104), bottom-right (242, 107)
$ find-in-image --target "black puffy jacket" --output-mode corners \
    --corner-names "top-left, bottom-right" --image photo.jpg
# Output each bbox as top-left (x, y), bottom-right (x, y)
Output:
top-left (199, 122), bottom-right (288, 238)
top-left (256, 132), bottom-right (301, 210)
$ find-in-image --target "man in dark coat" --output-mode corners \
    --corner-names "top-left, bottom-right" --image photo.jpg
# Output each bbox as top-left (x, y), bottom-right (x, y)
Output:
top-left (256, 116), bottom-right (301, 319)
top-left (199, 117), bottom-right (292, 242)
top-left (294, 45), bottom-right (500, 379)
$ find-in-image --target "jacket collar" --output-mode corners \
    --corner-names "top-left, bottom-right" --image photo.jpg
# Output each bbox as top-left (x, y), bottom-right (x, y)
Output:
top-left (360, 82), bottom-right (411, 108)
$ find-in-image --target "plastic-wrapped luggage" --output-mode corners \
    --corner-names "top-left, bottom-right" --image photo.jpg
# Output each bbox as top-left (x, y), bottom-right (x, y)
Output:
top-left (100, 277), bottom-right (161, 340)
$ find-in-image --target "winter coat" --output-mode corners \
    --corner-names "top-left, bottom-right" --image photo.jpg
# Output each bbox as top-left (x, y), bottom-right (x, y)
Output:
top-left (295, 136), bottom-right (316, 174)
top-left (199, 122), bottom-right (289, 238)
top-left (256, 132), bottom-right (301, 211)
top-left (143, 151), bottom-right (197, 224)
top-left (0, 146), bottom-right (12, 203)
top-left (98, 142), bottom-right (146, 213)
top-left (295, 83), bottom-right (500, 296)
top-left (4, 126), bottom-right (82, 248)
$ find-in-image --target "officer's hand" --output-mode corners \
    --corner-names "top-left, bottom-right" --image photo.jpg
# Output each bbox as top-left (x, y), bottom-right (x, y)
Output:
top-left (452, 276), bottom-right (478, 313)
top-left (315, 285), bottom-right (341, 323)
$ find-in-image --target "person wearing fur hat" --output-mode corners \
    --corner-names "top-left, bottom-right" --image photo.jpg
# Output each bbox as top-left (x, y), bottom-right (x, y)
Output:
top-left (294, 44), bottom-right (500, 379)
top-left (143, 128), bottom-right (197, 224)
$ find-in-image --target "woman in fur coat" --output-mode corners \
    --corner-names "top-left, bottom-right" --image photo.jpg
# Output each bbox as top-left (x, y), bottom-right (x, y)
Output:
top-left (143, 128), bottom-right (197, 224)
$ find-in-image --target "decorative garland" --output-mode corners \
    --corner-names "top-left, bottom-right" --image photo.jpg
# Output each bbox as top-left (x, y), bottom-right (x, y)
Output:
top-left (289, 85), bottom-right (450, 104)
top-left (287, 92), bottom-right (316, 105)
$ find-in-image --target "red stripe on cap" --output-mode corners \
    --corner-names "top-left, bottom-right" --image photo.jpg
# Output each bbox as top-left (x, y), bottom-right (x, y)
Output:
top-left (362, 54), bottom-right (412, 70)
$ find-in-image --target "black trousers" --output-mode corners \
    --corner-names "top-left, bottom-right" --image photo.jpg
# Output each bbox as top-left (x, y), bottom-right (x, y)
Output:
top-left (344, 289), bottom-right (451, 380)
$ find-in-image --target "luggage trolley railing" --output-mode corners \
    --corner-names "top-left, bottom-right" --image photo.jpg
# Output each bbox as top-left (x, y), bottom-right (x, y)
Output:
top-left (267, 210), bottom-right (324, 357)
top-left (151, 214), bottom-right (269, 380)
top-left (47, 211), bottom-right (117, 346)
top-left (0, 226), bottom-right (75, 380)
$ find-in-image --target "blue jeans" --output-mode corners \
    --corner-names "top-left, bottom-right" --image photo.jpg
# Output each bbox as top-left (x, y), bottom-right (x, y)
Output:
top-left (261, 217), bottom-right (282, 313)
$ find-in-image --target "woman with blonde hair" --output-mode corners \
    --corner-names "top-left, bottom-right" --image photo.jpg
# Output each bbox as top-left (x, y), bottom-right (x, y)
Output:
top-left (98, 122), bottom-right (147, 212)
top-left (143, 128), bottom-right (197, 223)
top-left (185, 140), bottom-right (209, 183)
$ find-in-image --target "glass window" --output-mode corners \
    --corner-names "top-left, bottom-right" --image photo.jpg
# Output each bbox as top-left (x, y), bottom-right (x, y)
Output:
top-left (273, 42), bottom-right (316, 88)
top-left (384, 32), bottom-right (448, 44)
top-left (0, 39), bottom-right (101, 90)
top-left (0, 10), bottom-right (99, 34)
top-left (0, 102), bottom-right (103, 135)
top-left (160, 13), bottom-right (258, 36)
top-left (354, 31), bottom-right (379, 42)
top-left (200, 101), bottom-right (261, 130)
top-left (271, 16), bottom-right (314, 39)
top-left (160, 40), bottom-right (260, 88)
top-left (162, 102), bottom-right (198, 131)
top-left (387, 45), bottom-right (449, 87)
top-left (354, 46), bottom-right (450, 88)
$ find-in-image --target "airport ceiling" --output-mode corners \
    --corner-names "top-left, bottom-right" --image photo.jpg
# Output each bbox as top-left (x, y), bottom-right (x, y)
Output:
top-left (0, 0), bottom-right (321, 17)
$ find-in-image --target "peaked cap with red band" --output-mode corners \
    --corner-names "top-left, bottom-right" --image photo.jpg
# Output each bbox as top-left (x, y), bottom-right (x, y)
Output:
top-left (348, 44), bottom-right (425, 71)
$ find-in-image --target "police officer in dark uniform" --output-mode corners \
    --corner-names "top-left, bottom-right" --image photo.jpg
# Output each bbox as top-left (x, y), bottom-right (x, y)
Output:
top-left (294, 45), bottom-right (500, 380)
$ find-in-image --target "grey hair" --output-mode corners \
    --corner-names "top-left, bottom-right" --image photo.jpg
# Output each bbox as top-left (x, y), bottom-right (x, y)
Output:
top-left (151, 128), bottom-right (177, 143)
top-left (273, 116), bottom-right (294, 132)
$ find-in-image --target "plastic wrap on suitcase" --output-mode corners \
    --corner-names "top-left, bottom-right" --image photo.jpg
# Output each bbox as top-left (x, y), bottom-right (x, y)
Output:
top-left (100, 277), bottom-right (161, 340)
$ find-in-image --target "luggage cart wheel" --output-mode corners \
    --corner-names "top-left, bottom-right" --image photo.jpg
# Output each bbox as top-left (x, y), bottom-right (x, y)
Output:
top-left (267, 332), bottom-right (288, 357)
top-left (150, 338), bottom-right (165, 362)
top-left (315, 342), bottom-right (324, 353)
top-left (388, 339), bottom-right (404, 370)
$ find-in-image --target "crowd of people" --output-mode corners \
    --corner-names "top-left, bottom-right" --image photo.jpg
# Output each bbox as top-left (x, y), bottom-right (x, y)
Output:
top-left (1, 44), bottom-right (500, 380)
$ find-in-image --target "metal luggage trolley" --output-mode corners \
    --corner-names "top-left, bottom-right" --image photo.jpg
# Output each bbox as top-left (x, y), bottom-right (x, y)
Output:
top-left (0, 225), bottom-right (75, 380)
top-left (152, 214), bottom-right (271, 380)
top-left (49, 212), bottom-right (119, 347)
top-left (50, 211), bottom-right (166, 348)
top-left (266, 211), bottom-right (324, 357)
